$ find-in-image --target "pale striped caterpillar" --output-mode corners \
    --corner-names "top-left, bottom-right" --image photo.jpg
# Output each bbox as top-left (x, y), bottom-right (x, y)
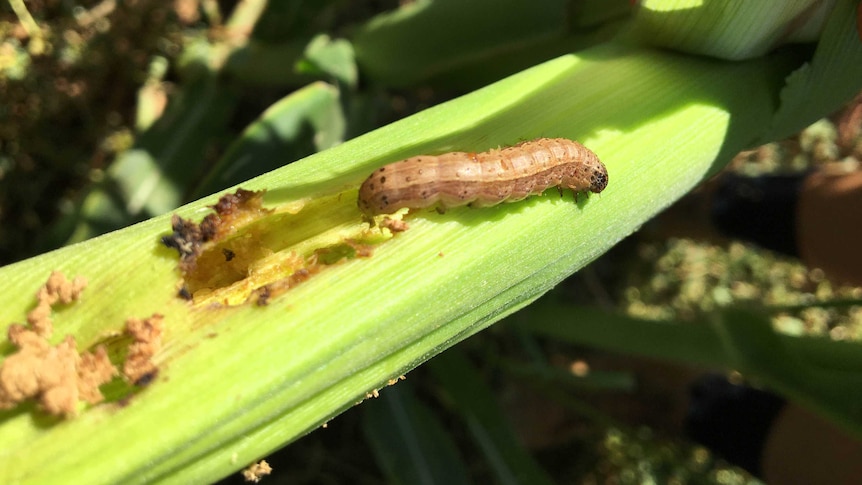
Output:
top-left (357, 137), bottom-right (607, 217)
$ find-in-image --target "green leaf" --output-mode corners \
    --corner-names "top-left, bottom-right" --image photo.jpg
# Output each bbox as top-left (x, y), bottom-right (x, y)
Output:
top-left (224, 39), bottom-right (312, 87)
top-left (631, 0), bottom-right (862, 140)
top-left (766, 0), bottom-right (862, 139)
top-left (632, 0), bottom-right (832, 59)
top-left (429, 350), bottom-right (555, 485)
top-left (710, 309), bottom-right (862, 437)
top-left (362, 383), bottom-right (472, 485)
top-left (296, 34), bottom-right (358, 88)
top-left (521, 304), bottom-right (862, 437)
top-left (353, 0), bottom-right (630, 87)
top-left (191, 82), bottom-right (346, 198)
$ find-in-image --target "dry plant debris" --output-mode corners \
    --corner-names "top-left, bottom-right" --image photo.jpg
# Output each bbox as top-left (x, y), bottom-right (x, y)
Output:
top-left (161, 189), bottom-right (271, 272)
top-left (0, 271), bottom-right (116, 416)
top-left (242, 460), bottom-right (273, 483)
top-left (26, 270), bottom-right (87, 339)
top-left (0, 271), bottom-right (165, 417)
top-left (379, 216), bottom-right (409, 233)
top-left (123, 314), bottom-right (164, 385)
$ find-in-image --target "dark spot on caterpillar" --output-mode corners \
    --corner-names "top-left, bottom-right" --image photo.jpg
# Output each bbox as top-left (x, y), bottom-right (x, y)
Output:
top-left (591, 170), bottom-right (608, 192)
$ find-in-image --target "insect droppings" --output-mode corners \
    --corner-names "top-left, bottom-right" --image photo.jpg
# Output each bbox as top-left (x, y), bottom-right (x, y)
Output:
top-left (357, 137), bottom-right (607, 217)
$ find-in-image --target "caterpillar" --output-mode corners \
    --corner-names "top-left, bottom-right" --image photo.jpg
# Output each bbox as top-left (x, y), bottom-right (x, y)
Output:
top-left (357, 137), bottom-right (607, 217)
